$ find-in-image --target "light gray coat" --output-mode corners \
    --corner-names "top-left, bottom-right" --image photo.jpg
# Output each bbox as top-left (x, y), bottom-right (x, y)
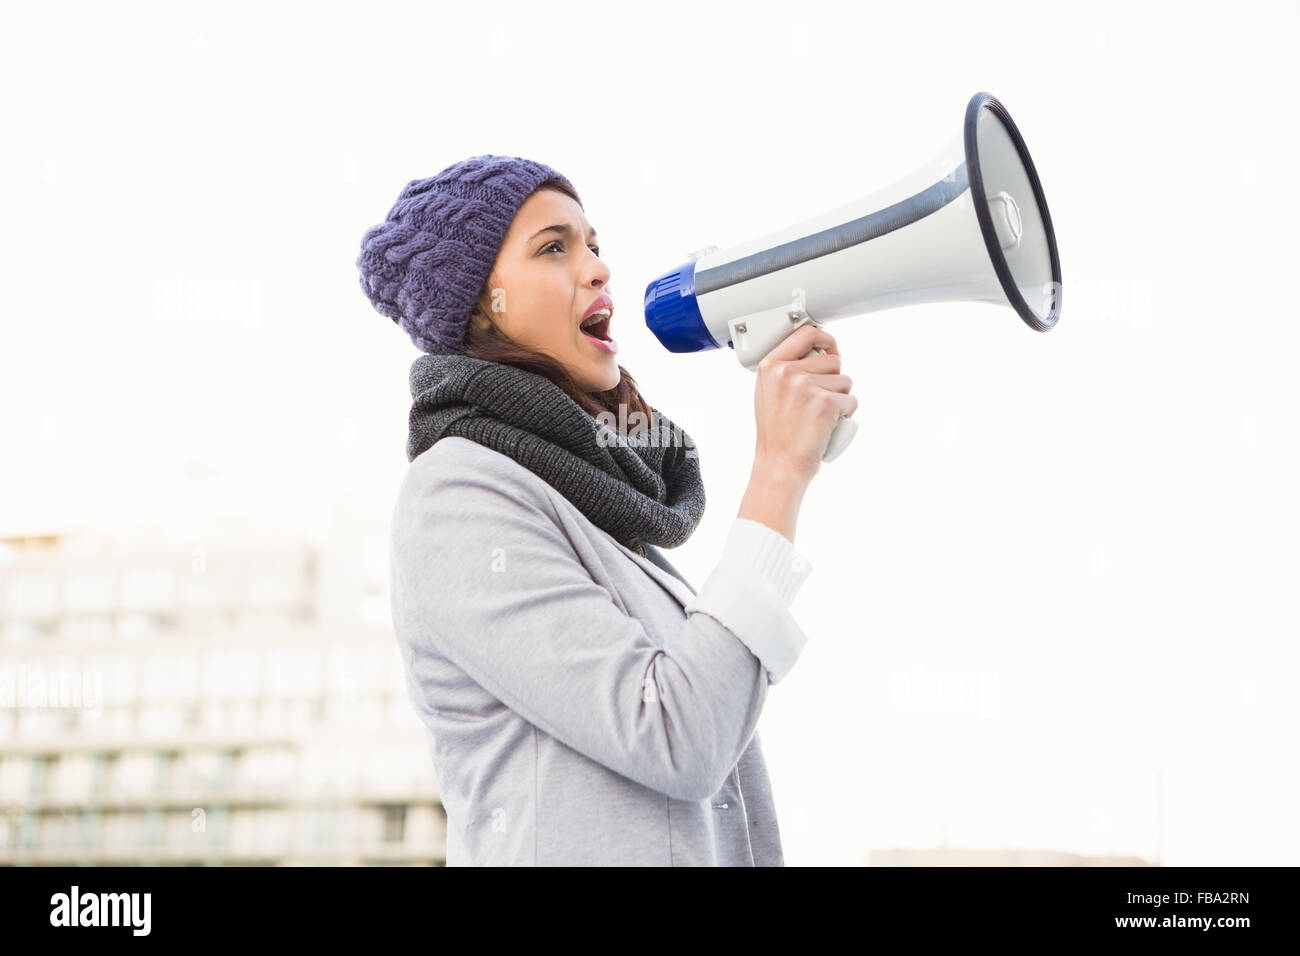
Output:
top-left (389, 436), bottom-right (814, 865)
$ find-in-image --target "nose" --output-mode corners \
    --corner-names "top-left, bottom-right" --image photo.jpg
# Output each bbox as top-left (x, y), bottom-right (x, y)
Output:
top-left (584, 247), bottom-right (611, 290)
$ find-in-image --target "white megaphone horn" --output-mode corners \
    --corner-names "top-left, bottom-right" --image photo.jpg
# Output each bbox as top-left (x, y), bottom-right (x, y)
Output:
top-left (643, 91), bottom-right (1062, 464)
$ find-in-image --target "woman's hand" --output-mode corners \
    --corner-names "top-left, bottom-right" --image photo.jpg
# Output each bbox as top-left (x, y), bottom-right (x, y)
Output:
top-left (751, 323), bottom-right (857, 486)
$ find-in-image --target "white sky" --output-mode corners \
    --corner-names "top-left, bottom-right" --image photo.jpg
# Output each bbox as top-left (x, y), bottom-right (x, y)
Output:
top-left (3, 0), bottom-right (1298, 865)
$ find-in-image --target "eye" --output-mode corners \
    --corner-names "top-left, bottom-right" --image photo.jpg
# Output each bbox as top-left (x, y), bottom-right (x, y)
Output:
top-left (542, 240), bottom-right (602, 257)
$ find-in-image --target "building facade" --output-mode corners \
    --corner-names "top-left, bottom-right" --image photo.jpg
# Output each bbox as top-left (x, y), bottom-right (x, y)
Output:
top-left (0, 527), bottom-right (446, 865)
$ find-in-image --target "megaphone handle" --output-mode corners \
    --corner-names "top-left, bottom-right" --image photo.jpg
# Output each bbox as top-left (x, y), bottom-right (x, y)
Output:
top-left (801, 342), bottom-right (859, 463)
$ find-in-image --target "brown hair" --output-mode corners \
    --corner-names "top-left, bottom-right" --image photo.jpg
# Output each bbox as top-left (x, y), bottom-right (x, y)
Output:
top-left (461, 181), bottom-right (654, 436)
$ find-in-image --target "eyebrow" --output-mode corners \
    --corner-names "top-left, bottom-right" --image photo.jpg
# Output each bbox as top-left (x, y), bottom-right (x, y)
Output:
top-left (528, 223), bottom-right (598, 243)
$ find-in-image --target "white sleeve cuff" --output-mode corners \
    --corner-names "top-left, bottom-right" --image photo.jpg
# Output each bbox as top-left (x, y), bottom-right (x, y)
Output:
top-left (682, 518), bottom-right (814, 685)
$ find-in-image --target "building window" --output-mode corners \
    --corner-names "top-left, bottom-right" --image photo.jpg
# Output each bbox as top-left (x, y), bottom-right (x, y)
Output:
top-left (143, 808), bottom-right (164, 847)
top-left (4, 572), bottom-right (58, 617)
top-left (90, 753), bottom-right (118, 795)
top-left (28, 755), bottom-right (54, 799)
top-left (155, 751), bottom-right (180, 794)
top-left (119, 567), bottom-right (175, 612)
top-left (80, 810), bottom-right (101, 850)
top-left (206, 806), bottom-right (229, 846)
top-left (64, 570), bottom-right (115, 615)
top-left (308, 808), bottom-right (342, 850)
top-left (59, 614), bottom-right (115, 640)
top-left (381, 804), bottom-right (406, 844)
top-left (17, 811), bottom-right (39, 850)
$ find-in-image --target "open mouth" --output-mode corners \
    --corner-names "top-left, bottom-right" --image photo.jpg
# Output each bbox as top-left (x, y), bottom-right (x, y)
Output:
top-left (579, 314), bottom-right (612, 342)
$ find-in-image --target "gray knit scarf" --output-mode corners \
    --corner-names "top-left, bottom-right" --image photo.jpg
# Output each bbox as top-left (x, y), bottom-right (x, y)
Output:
top-left (406, 353), bottom-right (707, 555)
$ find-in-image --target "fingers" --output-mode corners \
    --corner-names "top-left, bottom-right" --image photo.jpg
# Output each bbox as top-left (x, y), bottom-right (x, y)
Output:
top-left (812, 327), bottom-right (840, 358)
top-left (761, 322), bottom-right (839, 366)
top-left (817, 388), bottom-right (860, 420)
top-left (793, 350), bottom-right (842, 375)
top-left (804, 372), bottom-right (853, 394)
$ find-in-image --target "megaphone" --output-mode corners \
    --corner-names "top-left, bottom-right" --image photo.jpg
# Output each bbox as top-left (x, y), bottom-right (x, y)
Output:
top-left (644, 91), bottom-right (1062, 464)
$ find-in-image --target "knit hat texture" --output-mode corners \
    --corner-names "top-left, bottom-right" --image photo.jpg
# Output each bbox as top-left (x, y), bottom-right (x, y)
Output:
top-left (356, 154), bottom-right (580, 354)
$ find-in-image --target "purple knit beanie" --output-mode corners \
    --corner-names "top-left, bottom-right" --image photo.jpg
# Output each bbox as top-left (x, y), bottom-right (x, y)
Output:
top-left (356, 154), bottom-right (582, 354)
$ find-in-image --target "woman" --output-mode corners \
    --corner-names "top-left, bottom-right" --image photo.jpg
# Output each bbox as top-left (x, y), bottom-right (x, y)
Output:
top-left (356, 155), bottom-right (856, 866)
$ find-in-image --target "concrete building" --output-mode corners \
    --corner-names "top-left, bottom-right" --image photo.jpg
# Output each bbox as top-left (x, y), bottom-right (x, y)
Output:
top-left (0, 523), bottom-right (446, 865)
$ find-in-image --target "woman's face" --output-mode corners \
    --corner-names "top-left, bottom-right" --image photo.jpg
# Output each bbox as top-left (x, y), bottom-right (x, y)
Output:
top-left (472, 187), bottom-right (620, 392)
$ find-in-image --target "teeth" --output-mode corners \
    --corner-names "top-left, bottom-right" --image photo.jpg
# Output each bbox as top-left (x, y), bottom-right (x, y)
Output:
top-left (582, 307), bottom-right (611, 329)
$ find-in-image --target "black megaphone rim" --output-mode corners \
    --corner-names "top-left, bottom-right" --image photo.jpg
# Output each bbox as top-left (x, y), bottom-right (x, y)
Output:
top-left (964, 91), bottom-right (1063, 332)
